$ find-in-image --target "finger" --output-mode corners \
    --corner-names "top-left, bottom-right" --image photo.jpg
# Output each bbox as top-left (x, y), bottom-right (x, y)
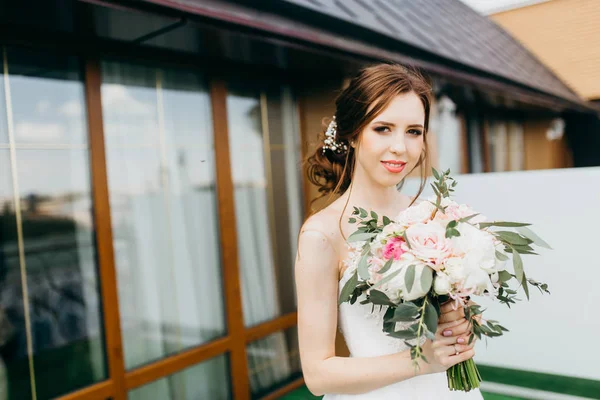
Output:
top-left (440, 302), bottom-right (463, 314)
top-left (450, 349), bottom-right (475, 366)
top-left (434, 331), bottom-right (473, 346)
top-left (437, 320), bottom-right (470, 339)
top-left (439, 308), bottom-right (466, 324)
top-left (440, 301), bottom-right (457, 313)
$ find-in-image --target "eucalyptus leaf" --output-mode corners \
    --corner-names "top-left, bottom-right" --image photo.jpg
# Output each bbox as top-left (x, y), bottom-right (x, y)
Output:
top-left (371, 269), bottom-right (401, 289)
top-left (359, 208), bottom-right (368, 218)
top-left (497, 231), bottom-right (529, 245)
top-left (420, 266), bottom-right (433, 293)
top-left (391, 303), bottom-right (420, 322)
top-left (432, 168), bottom-right (440, 180)
top-left (378, 258), bottom-right (394, 275)
top-left (388, 330), bottom-right (417, 340)
top-left (515, 226), bottom-right (552, 250)
top-left (522, 270), bottom-right (530, 300)
top-left (497, 270), bottom-right (513, 282)
top-left (338, 271), bottom-right (358, 305)
top-left (348, 217), bottom-right (357, 224)
top-left (424, 301), bottom-right (438, 334)
top-left (368, 289), bottom-right (396, 306)
top-left (371, 211), bottom-right (378, 220)
top-left (347, 232), bottom-right (377, 242)
top-left (512, 248), bottom-right (524, 283)
top-left (405, 264), bottom-right (416, 293)
top-left (357, 253), bottom-right (370, 280)
top-left (458, 213), bottom-right (480, 223)
top-left (478, 221), bottom-right (531, 228)
top-left (383, 216), bottom-right (392, 226)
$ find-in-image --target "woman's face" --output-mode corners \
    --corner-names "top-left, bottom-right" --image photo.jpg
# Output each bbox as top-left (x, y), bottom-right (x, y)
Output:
top-left (354, 91), bottom-right (426, 188)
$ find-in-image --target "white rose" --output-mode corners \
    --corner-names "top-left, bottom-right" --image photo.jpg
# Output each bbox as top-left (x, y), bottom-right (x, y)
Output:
top-left (396, 200), bottom-right (435, 228)
top-left (452, 223), bottom-right (497, 272)
top-left (463, 266), bottom-right (495, 295)
top-left (433, 273), bottom-right (452, 295)
top-left (405, 221), bottom-right (453, 269)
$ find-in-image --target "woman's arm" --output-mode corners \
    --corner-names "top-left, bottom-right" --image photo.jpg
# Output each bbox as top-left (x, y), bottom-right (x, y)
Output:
top-left (295, 227), bottom-right (474, 396)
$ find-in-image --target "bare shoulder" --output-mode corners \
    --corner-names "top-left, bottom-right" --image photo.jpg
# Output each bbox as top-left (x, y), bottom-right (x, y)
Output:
top-left (300, 206), bottom-right (344, 247)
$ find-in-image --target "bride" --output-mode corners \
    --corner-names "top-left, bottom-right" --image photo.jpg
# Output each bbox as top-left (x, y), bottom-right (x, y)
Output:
top-left (295, 64), bottom-right (483, 399)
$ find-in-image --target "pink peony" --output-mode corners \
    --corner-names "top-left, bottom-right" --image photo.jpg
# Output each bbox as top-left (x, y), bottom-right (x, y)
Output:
top-left (383, 236), bottom-right (406, 260)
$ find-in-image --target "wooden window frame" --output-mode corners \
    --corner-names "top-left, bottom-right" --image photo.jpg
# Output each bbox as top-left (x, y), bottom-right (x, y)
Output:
top-left (48, 57), bottom-right (305, 400)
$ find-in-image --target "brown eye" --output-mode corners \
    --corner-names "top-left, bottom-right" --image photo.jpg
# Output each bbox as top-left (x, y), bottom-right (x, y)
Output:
top-left (407, 129), bottom-right (423, 136)
top-left (374, 126), bottom-right (391, 133)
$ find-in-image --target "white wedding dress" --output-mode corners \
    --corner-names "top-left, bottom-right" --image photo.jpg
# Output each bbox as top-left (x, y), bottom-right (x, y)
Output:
top-left (322, 267), bottom-right (484, 399)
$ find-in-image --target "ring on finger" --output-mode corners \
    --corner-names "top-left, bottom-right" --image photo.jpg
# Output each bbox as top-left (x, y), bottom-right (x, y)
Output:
top-left (453, 344), bottom-right (460, 356)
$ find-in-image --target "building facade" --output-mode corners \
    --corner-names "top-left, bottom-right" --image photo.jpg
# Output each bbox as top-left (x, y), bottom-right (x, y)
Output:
top-left (0, 1), bottom-right (597, 399)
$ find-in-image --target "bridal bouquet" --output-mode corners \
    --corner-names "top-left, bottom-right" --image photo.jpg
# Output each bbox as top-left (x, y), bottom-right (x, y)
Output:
top-left (339, 168), bottom-right (551, 392)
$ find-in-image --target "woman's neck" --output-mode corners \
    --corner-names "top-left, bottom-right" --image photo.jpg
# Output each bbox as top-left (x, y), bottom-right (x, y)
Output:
top-left (339, 165), bottom-right (405, 217)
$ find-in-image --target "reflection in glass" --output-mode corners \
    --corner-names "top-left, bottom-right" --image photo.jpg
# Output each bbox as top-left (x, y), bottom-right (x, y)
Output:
top-left (227, 84), bottom-right (304, 328)
top-left (128, 354), bottom-right (231, 400)
top-left (0, 46), bottom-right (106, 399)
top-left (247, 327), bottom-right (301, 399)
top-left (101, 61), bottom-right (226, 370)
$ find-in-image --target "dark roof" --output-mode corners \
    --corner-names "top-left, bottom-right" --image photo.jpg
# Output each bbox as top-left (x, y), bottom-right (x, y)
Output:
top-left (281, 0), bottom-right (581, 103)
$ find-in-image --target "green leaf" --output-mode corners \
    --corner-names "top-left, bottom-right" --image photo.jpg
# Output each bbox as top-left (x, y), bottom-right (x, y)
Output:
top-left (497, 270), bottom-right (513, 282)
top-left (368, 289), bottom-right (396, 306)
top-left (447, 220), bottom-right (458, 229)
top-left (378, 258), bottom-right (394, 274)
top-left (512, 248), bottom-right (524, 283)
top-left (383, 216), bottom-right (391, 226)
top-left (478, 221), bottom-right (532, 228)
top-left (388, 329), bottom-right (417, 340)
top-left (432, 168), bottom-right (440, 180)
top-left (371, 269), bottom-right (401, 290)
top-left (371, 211), bottom-right (378, 220)
top-left (458, 213), bottom-right (480, 223)
top-left (391, 303), bottom-right (420, 322)
top-left (348, 217), bottom-right (357, 224)
top-left (522, 270), bottom-right (530, 300)
top-left (424, 329), bottom-right (435, 341)
top-left (402, 231), bottom-right (412, 249)
top-left (405, 264), bottom-right (416, 293)
top-left (347, 232), bottom-right (377, 242)
top-left (424, 301), bottom-right (438, 334)
top-left (357, 253), bottom-right (370, 280)
top-left (497, 231), bottom-right (529, 246)
top-left (420, 266), bottom-right (433, 293)
top-left (338, 271), bottom-right (358, 305)
top-left (495, 251), bottom-right (509, 261)
top-left (515, 226), bottom-right (552, 250)
top-left (359, 208), bottom-right (368, 218)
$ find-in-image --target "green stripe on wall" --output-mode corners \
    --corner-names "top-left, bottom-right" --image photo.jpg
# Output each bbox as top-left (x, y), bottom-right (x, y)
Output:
top-left (478, 364), bottom-right (600, 399)
top-left (281, 385), bottom-right (525, 400)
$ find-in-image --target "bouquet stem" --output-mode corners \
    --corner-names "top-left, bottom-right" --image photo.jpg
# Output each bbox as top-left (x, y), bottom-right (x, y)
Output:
top-left (447, 359), bottom-right (481, 392)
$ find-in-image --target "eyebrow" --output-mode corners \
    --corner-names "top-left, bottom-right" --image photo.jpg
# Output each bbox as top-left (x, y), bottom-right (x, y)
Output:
top-left (372, 121), bottom-right (424, 129)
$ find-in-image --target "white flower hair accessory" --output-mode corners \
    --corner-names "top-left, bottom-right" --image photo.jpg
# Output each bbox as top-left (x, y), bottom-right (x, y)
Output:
top-left (322, 116), bottom-right (348, 155)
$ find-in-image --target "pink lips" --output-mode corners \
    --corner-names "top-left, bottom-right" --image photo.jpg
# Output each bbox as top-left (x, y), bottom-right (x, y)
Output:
top-left (381, 160), bottom-right (406, 173)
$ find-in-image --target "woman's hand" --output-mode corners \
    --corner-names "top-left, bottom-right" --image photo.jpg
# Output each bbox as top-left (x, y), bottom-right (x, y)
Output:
top-left (421, 301), bottom-right (476, 374)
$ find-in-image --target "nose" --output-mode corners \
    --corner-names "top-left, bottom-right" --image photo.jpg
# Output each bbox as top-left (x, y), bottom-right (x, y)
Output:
top-left (389, 134), bottom-right (407, 155)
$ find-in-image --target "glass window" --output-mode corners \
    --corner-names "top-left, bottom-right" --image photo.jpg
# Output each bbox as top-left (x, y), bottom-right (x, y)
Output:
top-left (0, 46), bottom-right (106, 399)
top-left (226, 83), bottom-right (303, 328)
top-left (101, 61), bottom-right (226, 370)
top-left (128, 354), bottom-right (231, 400)
top-left (246, 327), bottom-right (301, 399)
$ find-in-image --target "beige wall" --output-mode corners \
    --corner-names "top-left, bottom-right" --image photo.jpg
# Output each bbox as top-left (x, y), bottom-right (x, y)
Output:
top-left (492, 0), bottom-right (600, 100)
top-left (298, 79), bottom-right (343, 215)
top-left (523, 118), bottom-right (572, 170)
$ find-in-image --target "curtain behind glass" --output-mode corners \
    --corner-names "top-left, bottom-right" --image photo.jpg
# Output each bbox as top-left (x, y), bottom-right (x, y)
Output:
top-left (101, 61), bottom-right (227, 380)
